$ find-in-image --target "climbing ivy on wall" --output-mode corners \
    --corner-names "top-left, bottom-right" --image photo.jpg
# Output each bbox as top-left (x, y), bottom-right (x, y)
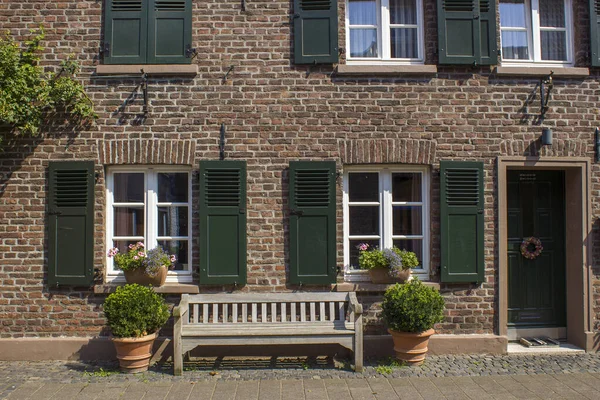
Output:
top-left (0, 27), bottom-right (96, 143)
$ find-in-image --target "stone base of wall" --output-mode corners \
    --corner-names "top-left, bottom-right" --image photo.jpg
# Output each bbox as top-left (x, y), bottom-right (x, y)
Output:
top-left (0, 334), bottom-right (509, 361)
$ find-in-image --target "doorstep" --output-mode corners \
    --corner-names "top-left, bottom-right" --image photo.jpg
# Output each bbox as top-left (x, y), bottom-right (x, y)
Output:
top-left (507, 341), bottom-right (584, 354)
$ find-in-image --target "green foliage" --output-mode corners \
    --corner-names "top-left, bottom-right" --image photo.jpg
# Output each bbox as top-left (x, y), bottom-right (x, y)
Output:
top-left (381, 279), bottom-right (445, 333)
top-left (358, 245), bottom-right (418, 271)
top-left (0, 27), bottom-right (96, 140)
top-left (103, 284), bottom-right (170, 338)
top-left (108, 242), bottom-right (176, 275)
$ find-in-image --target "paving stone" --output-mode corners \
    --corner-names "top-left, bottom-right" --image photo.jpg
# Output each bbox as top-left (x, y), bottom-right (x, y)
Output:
top-left (302, 380), bottom-right (327, 400)
top-left (280, 380), bottom-right (304, 400)
top-left (164, 382), bottom-right (194, 400)
top-left (188, 381), bottom-right (216, 398)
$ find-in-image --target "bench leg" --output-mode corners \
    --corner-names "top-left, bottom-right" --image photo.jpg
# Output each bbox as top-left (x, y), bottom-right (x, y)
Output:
top-left (354, 312), bottom-right (364, 373)
top-left (173, 332), bottom-right (183, 376)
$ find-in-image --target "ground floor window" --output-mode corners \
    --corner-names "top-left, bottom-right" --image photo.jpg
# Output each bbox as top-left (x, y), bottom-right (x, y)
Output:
top-left (106, 166), bottom-right (192, 283)
top-left (343, 165), bottom-right (429, 281)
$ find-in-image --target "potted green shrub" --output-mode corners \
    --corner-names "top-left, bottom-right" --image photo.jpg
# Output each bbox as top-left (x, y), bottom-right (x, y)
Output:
top-left (103, 284), bottom-right (170, 373)
top-left (357, 243), bottom-right (418, 284)
top-left (381, 279), bottom-right (445, 365)
top-left (107, 242), bottom-right (176, 286)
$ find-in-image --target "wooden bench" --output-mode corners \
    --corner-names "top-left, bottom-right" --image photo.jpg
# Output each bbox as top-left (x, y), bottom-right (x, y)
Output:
top-left (172, 292), bottom-right (363, 375)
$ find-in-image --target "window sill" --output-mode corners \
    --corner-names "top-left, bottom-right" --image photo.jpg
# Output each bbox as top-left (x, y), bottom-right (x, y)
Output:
top-left (94, 283), bottom-right (199, 294)
top-left (494, 66), bottom-right (589, 78)
top-left (336, 64), bottom-right (437, 76)
top-left (95, 64), bottom-right (198, 76)
top-left (334, 281), bottom-right (440, 293)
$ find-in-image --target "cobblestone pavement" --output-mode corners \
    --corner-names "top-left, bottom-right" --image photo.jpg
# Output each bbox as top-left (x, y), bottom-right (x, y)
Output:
top-left (1, 353), bottom-right (600, 399)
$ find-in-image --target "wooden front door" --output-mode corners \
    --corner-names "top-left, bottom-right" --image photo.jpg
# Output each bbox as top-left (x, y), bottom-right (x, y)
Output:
top-left (507, 170), bottom-right (566, 327)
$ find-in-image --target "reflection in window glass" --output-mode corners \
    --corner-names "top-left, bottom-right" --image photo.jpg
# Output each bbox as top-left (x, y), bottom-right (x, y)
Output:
top-left (114, 173), bottom-right (144, 203)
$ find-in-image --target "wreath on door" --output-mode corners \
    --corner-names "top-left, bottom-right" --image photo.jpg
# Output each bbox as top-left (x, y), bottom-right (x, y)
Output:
top-left (520, 237), bottom-right (543, 260)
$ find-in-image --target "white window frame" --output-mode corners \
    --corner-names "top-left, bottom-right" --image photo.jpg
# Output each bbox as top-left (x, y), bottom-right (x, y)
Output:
top-left (105, 166), bottom-right (193, 283)
top-left (343, 165), bottom-right (430, 282)
top-left (500, 0), bottom-right (574, 67)
top-left (345, 0), bottom-right (425, 65)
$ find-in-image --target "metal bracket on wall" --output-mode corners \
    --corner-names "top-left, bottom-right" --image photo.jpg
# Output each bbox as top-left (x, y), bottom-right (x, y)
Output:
top-left (100, 69), bottom-right (149, 116)
top-left (222, 65), bottom-right (235, 83)
top-left (539, 71), bottom-right (554, 118)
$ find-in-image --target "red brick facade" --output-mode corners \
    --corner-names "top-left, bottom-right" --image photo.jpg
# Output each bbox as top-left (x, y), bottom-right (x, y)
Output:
top-left (0, 0), bottom-right (599, 348)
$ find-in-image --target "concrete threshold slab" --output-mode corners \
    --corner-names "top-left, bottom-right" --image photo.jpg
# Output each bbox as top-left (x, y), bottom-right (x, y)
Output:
top-left (507, 342), bottom-right (584, 354)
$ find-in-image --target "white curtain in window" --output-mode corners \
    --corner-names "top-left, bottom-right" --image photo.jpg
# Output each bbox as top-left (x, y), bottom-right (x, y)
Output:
top-left (500, 0), bottom-right (529, 60)
top-left (349, 0), bottom-right (378, 57)
top-left (539, 0), bottom-right (567, 60)
top-left (389, 0), bottom-right (417, 58)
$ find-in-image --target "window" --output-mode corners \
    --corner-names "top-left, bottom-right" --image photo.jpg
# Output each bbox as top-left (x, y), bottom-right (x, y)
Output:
top-left (106, 167), bottom-right (192, 283)
top-left (343, 166), bottom-right (429, 281)
top-left (346, 0), bottom-right (424, 64)
top-left (499, 0), bottom-right (573, 65)
top-left (103, 0), bottom-right (193, 65)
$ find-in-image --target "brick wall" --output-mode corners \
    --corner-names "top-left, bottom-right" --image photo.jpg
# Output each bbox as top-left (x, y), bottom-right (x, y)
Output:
top-left (0, 0), bottom-right (599, 339)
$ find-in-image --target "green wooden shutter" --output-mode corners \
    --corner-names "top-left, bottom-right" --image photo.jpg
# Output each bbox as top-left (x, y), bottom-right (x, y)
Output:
top-left (591, 0), bottom-right (600, 66)
top-left (479, 0), bottom-right (497, 65)
top-left (440, 161), bottom-right (484, 283)
top-left (104, 0), bottom-right (148, 64)
top-left (437, 0), bottom-right (497, 65)
top-left (48, 161), bottom-right (95, 287)
top-left (199, 161), bottom-right (247, 286)
top-left (289, 161), bottom-right (337, 285)
top-left (293, 0), bottom-right (339, 64)
top-left (148, 0), bottom-right (193, 64)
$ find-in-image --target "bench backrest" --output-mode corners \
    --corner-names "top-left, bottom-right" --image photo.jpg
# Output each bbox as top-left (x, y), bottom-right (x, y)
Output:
top-left (180, 293), bottom-right (354, 325)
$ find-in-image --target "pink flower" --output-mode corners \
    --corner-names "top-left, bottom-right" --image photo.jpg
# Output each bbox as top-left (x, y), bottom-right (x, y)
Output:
top-left (133, 256), bottom-right (139, 260)
top-left (170, 255), bottom-right (177, 262)
top-left (138, 251), bottom-right (146, 258)
top-left (128, 244), bottom-right (135, 249)
top-left (107, 248), bottom-right (119, 257)
top-left (357, 243), bottom-right (369, 251)
top-left (136, 242), bottom-right (145, 248)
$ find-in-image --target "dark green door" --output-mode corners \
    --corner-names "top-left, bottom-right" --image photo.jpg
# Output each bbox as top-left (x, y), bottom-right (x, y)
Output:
top-left (507, 170), bottom-right (566, 327)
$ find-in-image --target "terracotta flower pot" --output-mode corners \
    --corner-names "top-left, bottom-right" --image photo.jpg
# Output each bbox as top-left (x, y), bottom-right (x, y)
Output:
top-left (368, 267), bottom-right (411, 284)
top-left (123, 265), bottom-right (167, 286)
top-left (388, 328), bottom-right (435, 365)
top-left (112, 332), bottom-right (158, 373)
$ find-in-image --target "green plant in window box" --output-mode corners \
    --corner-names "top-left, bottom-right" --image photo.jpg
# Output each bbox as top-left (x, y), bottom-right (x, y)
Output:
top-left (108, 242), bottom-right (176, 287)
top-left (381, 279), bottom-right (445, 365)
top-left (357, 243), bottom-right (417, 283)
top-left (103, 284), bottom-right (170, 373)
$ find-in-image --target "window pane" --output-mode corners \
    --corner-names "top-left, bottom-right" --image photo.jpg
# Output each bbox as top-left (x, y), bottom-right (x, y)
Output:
top-left (158, 240), bottom-right (188, 271)
top-left (541, 31), bottom-right (566, 61)
top-left (158, 173), bottom-right (188, 203)
top-left (158, 206), bottom-right (188, 237)
top-left (349, 173), bottom-right (379, 202)
top-left (392, 173), bottom-right (421, 202)
top-left (389, 0), bottom-right (416, 25)
top-left (393, 239), bottom-right (422, 268)
top-left (539, 0), bottom-right (565, 28)
top-left (349, 206), bottom-right (379, 235)
top-left (114, 207), bottom-right (144, 236)
top-left (390, 28), bottom-right (418, 58)
top-left (349, 239), bottom-right (379, 269)
top-left (501, 31), bottom-right (529, 59)
top-left (350, 29), bottom-right (378, 58)
top-left (114, 173), bottom-right (144, 202)
top-left (393, 206), bottom-right (422, 235)
top-left (499, 0), bottom-right (527, 28)
top-left (348, 0), bottom-right (377, 25)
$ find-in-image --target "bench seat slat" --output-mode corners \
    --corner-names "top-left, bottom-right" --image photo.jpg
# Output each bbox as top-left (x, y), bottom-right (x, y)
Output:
top-left (181, 322), bottom-right (354, 337)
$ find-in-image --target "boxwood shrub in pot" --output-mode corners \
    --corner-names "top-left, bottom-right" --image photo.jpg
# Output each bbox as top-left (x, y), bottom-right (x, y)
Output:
top-left (103, 284), bottom-right (170, 373)
top-left (381, 279), bottom-right (445, 365)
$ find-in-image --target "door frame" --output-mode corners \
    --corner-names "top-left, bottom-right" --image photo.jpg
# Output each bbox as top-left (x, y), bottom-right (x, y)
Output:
top-left (498, 157), bottom-right (594, 350)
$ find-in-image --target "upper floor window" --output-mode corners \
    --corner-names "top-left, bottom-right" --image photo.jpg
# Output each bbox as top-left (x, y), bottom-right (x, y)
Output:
top-left (103, 0), bottom-right (193, 64)
top-left (499, 0), bottom-right (573, 65)
top-left (106, 167), bottom-right (192, 283)
top-left (346, 0), bottom-right (424, 64)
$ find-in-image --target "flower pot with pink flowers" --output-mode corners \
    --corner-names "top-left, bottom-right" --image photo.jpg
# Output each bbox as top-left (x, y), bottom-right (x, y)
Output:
top-left (357, 243), bottom-right (418, 284)
top-left (107, 242), bottom-right (177, 287)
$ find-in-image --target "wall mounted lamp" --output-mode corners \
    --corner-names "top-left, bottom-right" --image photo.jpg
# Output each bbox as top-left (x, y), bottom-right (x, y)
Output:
top-left (541, 127), bottom-right (552, 146)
